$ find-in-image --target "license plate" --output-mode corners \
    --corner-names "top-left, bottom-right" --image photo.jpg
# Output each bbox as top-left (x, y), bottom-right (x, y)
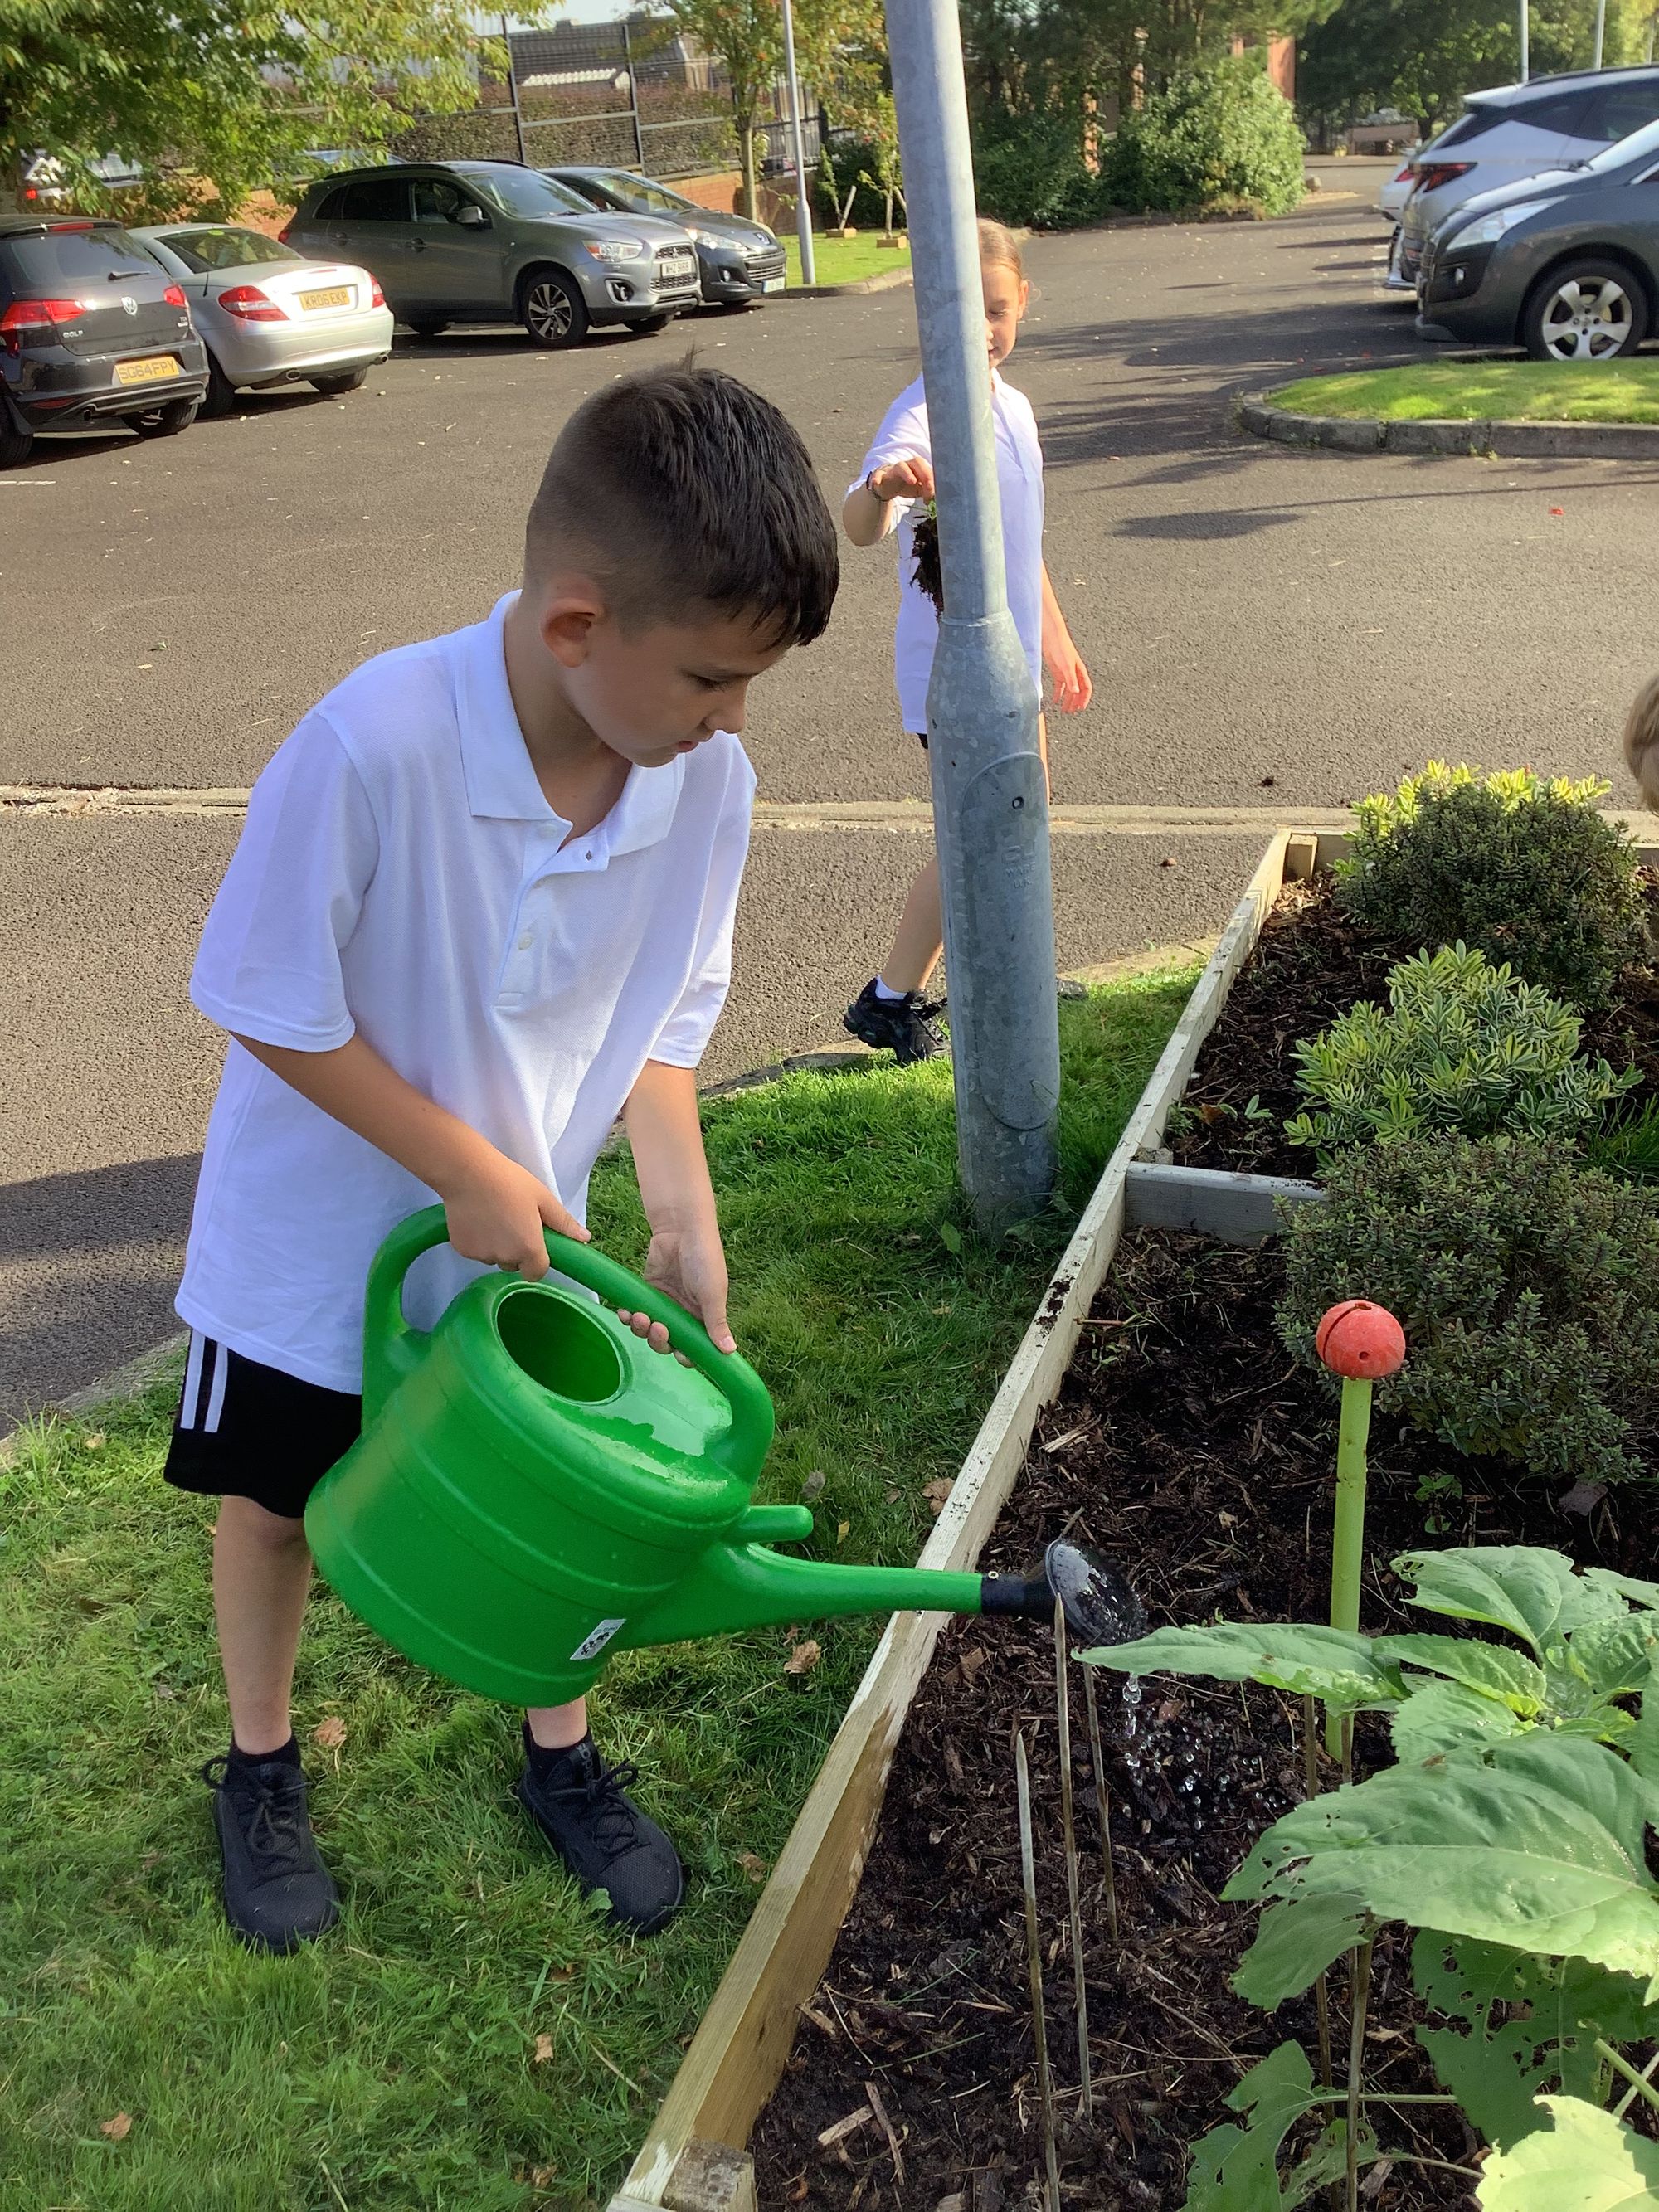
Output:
top-left (299, 285), bottom-right (352, 311)
top-left (664, 256), bottom-right (694, 276)
top-left (114, 354), bottom-right (181, 386)
top-left (762, 275), bottom-right (786, 294)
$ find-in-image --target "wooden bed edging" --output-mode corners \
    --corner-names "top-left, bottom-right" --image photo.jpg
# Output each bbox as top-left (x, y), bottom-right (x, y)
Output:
top-left (608, 828), bottom-right (1301, 2212)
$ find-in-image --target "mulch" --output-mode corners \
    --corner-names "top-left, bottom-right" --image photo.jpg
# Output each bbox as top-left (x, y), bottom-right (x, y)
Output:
top-left (751, 1227), bottom-right (1656, 2210)
top-left (1165, 870), bottom-right (1659, 1179)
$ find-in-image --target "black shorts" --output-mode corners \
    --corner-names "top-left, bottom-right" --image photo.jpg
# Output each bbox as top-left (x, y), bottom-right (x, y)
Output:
top-left (163, 1331), bottom-right (362, 1521)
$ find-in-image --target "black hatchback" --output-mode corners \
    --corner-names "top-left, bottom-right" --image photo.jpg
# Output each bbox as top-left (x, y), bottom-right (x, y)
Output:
top-left (0, 215), bottom-right (208, 465)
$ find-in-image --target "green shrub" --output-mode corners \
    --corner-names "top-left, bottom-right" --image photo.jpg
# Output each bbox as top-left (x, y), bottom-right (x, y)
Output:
top-left (1335, 761), bottom-right (1644, 1011)
top-left (1277, 1136), bottom-right (1659, 1486)
top-left (1098, 58), bottom-right (1305, 218)
top-left (1285, 943), bottom-right (1638, 1152)
top-left (971, 112), bottom-right (1109, 230)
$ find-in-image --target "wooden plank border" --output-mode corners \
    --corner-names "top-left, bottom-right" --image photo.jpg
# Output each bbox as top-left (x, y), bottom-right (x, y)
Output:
top-left (611, 828), bottom-right (1298, 2207)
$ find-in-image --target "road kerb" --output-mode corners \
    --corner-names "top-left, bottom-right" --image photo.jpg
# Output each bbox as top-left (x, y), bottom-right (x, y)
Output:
top-left (1238, 386), bottom-right (1659, 460)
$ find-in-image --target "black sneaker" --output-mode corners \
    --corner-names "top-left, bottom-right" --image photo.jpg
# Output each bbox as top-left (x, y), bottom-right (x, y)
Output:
top-left (202, 1751), bottom-right (340, 1952)
top-left (518, 1732), bottom-right (684, 1935)
top-left (844, 978), bottom-right (946, 1065)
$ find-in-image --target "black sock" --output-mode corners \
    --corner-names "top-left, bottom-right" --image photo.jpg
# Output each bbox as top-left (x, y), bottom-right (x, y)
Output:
top-left (229, 1733), bottom-right (300, 1771)
top-left (523, 1721), bottom-right (591, 1775)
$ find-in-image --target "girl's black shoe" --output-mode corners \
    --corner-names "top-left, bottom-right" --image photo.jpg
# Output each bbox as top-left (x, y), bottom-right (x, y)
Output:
top-left (843, 978), bottom-right (946, 1065)
top-left (518, 1731), bottom-right (684, 1935)
top-left (202, 1751), bottom-right (340, 1952)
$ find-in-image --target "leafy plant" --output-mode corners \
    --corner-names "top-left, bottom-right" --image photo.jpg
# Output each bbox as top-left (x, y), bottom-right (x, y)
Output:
top-left (1587, 1096), bottom-right (1659, 1185)
top-left (1284, 944), bottom-right (1638, 1153)
top-left (1098, 57), bottom-right (1306, 220)
top-left (1277, 1136), bottom-right (1659, 1488)
top-left (1082, 1547), bottom-right (1659, 2205)
top-left (1334, 762), bottom-right (1644, 1012)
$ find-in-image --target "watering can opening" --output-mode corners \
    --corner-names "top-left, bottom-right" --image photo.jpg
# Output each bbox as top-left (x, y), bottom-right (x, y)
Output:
top-left (494, 1284), bottom-right (625, 1406)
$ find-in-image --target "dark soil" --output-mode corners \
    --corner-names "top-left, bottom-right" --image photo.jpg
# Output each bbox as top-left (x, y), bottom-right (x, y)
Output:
top-left (1165, 872), bottom-right (1659, 1179)
top-left (751, 1229), bottom-right (1657, 2211)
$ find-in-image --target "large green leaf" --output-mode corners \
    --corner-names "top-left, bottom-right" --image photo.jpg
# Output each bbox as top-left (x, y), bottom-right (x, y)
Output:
top-left (1180, 2040), bottom-right (1321, 2212)
top-left (1477, 2095), bottom-right (1659, 2210)
top-left (1556, 1616), bottom-right (1659, 1706)
top-left (1282, 2119), bottom-right (1380, 2209)
top-left (1391, 1679), bottom-right (1529, 1764)
top-left (1412, 1934), bottom-right (1653, 2151)
top-left (1584, 1568), bottom-right (1659, 1615)
top-left (1395, 1548), bottom-right (1627, 1653)
top-left (1233, 1892), bottom-right (1370, 2007)
top-left (1079, 1623), bottom-right (1403, 1710)
top-left (1228, 1737), bottom-right (1659, 1985)
top-left (1632, 1660), bottom-right (1659, 1787)
top-left (1375, 1633), bottom-right (1546, 1714)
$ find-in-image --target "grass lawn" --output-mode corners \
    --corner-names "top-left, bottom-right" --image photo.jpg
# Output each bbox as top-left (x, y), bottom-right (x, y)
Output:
top-left (0, 966), bottom-right (1198, 2212)
top-left (781, 230), bottom-right (909, 289)
top-left (1269, 358), bottom-right (1659, 424)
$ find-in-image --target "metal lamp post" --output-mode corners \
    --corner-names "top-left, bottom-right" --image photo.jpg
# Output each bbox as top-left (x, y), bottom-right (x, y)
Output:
top-left (882, 0), bottom-right (1062, 1231)
top-left (779, 0), bottom-right (816, 287)
top-left (1520, 0), bottom-right (1530, 79)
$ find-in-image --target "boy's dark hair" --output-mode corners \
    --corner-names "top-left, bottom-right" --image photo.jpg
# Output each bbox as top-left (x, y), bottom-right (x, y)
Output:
top-left (524, 362), bottom-right (839, 647)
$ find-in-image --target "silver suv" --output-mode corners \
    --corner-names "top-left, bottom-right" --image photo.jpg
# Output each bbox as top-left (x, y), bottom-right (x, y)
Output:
top-left (282, 161), bottom-right (701, 348)
top-left (1392, 67), bottom-right (1659, 293)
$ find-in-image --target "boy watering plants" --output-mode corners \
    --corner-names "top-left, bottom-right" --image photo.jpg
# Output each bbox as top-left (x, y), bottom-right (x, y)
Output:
top-left (841, 217), bottom-right (1092, 1065)
top-left (164, 365), bottom-right (839, 1950)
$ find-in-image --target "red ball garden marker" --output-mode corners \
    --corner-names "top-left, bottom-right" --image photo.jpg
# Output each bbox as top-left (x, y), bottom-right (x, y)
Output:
top-left (1316, 1300), bottom-right (1407, 1754)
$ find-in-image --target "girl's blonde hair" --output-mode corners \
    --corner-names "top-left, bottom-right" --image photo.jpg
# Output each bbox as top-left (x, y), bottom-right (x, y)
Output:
top-left (1624, 672), bottom-right (1659, 812)
top-left (977, 216), bottom-right (1025, 280)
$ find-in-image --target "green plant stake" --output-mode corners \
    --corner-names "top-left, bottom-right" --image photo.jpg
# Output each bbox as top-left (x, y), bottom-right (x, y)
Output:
top-left (1316, 1300), bottom-right (1407, 1757)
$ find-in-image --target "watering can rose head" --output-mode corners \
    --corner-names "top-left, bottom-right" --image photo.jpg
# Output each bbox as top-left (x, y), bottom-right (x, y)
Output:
top-left (1316, 1300), bottom-right (1406, 1381)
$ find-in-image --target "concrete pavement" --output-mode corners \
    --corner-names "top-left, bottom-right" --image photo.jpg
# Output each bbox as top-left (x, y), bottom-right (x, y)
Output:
top-left (8, 166), bottom-right (1657, 1419)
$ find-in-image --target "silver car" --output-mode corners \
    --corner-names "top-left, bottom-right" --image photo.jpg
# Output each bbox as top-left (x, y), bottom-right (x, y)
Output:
top-left (282, 162), bottom-right (701, 348)
top-left (1393, 66), bottom-right (1659, 294)
top-left (134, 223), bottom-right (392, 414)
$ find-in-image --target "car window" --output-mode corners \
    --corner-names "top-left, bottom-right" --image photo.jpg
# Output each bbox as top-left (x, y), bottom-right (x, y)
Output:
top-left (1434, 109), bottom-right (1503, 149)
top-left (1575, 80), bottom-right (1659, 143)
top-left (412, 177), bottom-right (482, 225)
top-left (313, 186), bottom-right (349, 221)
top-left (596, 173), bottom-right (691, 218)
top-left (2, 226), bottom-right (155, 287)
top-left (338, 177), bottom-right (411, 222)
top-left (472, 168), bottom-right (591, 217)
top-left (1588, 113), bottom-right (1659, 171)
top-left (163, 227), bottom-right (302, 272)
top-left (1510, 89), bottom-right (1593, 135)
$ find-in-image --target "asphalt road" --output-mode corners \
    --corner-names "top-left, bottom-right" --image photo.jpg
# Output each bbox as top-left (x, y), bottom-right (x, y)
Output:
top-left (8, 163), bottom-right (1659, 1418)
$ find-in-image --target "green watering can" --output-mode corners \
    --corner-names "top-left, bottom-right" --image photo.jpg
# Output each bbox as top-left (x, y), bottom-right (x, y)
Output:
top-left (304, 1208), bottom-right (1142, 1706)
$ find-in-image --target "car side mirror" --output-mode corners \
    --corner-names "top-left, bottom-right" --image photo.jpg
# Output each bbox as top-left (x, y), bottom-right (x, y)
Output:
top-left (455, 203), bottom-right (488, 227)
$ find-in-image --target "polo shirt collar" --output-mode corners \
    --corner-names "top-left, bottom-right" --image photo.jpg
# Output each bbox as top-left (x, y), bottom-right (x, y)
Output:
top-left (458, 592), bottom-right (685, 849)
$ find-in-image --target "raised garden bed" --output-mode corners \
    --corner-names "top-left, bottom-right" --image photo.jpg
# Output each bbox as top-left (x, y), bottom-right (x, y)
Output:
top-left (615, 812), bottom-right (1659, 2212)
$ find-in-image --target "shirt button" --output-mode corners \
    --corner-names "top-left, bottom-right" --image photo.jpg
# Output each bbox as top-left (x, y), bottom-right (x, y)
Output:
top-left (518, 933), bottom-right (533, 949)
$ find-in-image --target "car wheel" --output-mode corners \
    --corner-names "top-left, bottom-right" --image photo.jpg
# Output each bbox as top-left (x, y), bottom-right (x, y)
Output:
top-left (200, 352), bottom-right (237, 418)
top-left (0, 416), bottom-right (32, 468)
top-left (630, 311), bottom-right (674, 335)
top-left (1522, 260), bottom-right (1649, 362)
top-left (406, 316), bottom-right (449, 338)
top-left (128, 396), bottom-right (201, 439)
top-left (312, 367), bottom-right (368, 395)
top-left (520, 270), bottom-right (589, 349)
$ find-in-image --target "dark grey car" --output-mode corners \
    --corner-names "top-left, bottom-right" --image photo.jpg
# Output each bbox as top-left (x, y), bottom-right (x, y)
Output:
top-left (281, 162), bottom-right (701, 348)
top-left (545, 168), bottom-right (786, 307)
top-left (0, 215), bottom-right (207, 465)
top-left (1418, 117), bottom-right (1659, 357)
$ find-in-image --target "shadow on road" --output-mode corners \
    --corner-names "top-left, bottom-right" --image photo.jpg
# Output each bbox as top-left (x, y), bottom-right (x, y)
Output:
top-left (1, 1154), bottom-right (200, 1427)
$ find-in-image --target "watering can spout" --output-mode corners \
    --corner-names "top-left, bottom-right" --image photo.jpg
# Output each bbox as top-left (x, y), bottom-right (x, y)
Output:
top-left (619, 1532), bottom-right (1145, 1655)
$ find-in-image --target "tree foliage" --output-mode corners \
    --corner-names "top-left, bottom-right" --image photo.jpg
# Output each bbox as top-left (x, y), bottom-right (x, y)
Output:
top-left (0, 0), bottom-right (499, 220)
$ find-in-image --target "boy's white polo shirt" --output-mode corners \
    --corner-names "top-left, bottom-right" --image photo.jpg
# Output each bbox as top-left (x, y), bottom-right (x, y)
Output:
top-left (852, 369), bottom-right (1044, 735)
top-left (176, 591), bottom-right (755, 1396)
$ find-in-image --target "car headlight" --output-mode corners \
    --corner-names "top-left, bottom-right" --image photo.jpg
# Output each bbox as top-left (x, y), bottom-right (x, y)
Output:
top-left (584, 236), bottom-right (647, 264)
top-left (1442, 198), bottom-right (1557, 252)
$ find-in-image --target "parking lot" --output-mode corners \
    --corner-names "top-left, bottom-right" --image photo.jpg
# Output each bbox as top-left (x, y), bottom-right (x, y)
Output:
top-left (9, 160), bottom-right (1659, 1417)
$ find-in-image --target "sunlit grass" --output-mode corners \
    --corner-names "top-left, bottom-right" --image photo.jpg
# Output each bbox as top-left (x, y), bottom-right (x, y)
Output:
top-left (1272, 359), bottom-right (1659, 424)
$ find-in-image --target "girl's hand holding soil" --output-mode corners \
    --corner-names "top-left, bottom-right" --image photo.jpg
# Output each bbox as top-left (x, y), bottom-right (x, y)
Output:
top-left (869, 455), bottom-right (935, 504)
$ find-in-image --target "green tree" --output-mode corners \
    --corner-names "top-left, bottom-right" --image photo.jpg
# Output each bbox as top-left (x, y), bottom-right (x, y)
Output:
top-left (0, 0), bottom-right (502, 220)
top-left (661, 0), bottom-right (885, 217)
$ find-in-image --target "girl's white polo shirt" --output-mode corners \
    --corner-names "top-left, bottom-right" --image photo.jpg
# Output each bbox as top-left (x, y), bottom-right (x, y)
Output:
top-left (175, 592), bottom-right (754, 1396)
top-left (852, 369), bottom-right (1044, 735)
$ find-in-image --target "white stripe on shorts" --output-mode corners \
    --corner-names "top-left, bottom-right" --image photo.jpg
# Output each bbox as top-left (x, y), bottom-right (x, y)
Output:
top-left (202, 1338), bottom-right (229, 1434)
top-left (181, 1329), bottom-right (207, 1429)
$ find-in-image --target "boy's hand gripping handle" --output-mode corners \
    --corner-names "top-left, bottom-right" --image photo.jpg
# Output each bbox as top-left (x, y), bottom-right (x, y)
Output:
top-left (362, 1205), bottom-right (775, 1479)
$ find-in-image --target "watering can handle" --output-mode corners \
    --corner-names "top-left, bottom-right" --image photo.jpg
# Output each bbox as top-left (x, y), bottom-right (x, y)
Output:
top-left (362, 1206), bottom-right (775, 1479)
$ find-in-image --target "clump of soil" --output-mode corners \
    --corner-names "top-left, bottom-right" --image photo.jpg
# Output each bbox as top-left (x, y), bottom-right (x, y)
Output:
top-left (752, 1230), bottom-right (1653, 2209)
top-left (1167, 871), bottom-right (1659, 1179)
